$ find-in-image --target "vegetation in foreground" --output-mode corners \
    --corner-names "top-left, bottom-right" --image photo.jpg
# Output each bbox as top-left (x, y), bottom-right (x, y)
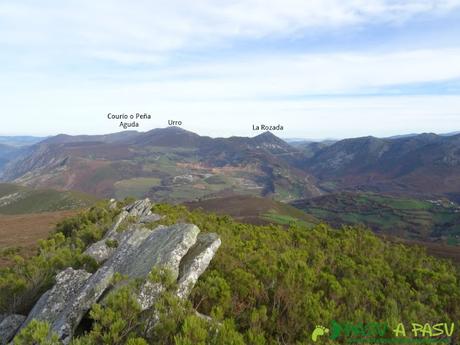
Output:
top-left (1, 200), bottom-right (459, 344)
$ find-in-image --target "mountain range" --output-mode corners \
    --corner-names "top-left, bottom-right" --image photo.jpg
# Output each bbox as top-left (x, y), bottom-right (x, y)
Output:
top-left (0, 127), bottom-right (320, 202)
top-left (1, 127), bottom-right (459, 202)
top-left (304, 133), bottom-right (460, 201)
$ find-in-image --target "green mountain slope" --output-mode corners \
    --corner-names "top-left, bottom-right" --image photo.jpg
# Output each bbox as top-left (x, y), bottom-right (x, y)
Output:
top-left (0, 183), bottom-right (97, 214)
top-left (184, 195), bottom-right (320, 227)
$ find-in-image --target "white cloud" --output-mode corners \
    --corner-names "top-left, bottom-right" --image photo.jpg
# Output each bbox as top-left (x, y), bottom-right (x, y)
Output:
top-left (1, 0), bottom-right (460, 64)
top-left (56, 48), bottom-right (460, 99)
top-left (1, 1), bottom-right (460, 137)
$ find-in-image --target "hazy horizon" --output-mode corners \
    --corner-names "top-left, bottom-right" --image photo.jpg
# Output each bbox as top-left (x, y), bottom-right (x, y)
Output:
top-left (1, 126), bottom-right (459, 142)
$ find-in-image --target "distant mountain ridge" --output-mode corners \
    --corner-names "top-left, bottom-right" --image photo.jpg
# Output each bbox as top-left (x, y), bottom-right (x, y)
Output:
top-left (0, 144), bottom-right (19, 169)
top-left (304, 132), bottom-right (460, 200)
top-left (0, 127), bottom-right (320, 201)
top-left (42, 131), bottom-right (140, 145)
top-left (0, 136), bottom-right (45, 147)
top-left (2, 127), bottom-right (460, 202)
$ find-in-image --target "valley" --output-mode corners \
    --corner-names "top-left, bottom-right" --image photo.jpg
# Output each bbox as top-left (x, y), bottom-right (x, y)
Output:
top-left (0, 127), bottom-right (459, 266)
top-left (0, 127), bottom-right (320, 202)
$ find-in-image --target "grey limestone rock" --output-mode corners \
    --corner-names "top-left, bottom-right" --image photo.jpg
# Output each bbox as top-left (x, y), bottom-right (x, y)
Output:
top-left (177, 233), bottom-right (221, 299)
top-left (52, 266), bottom-right (115, 343)
top-left (42, 223), bottom-right (200, 343)
top-left (21, 268), bottom-right (92, 328)
top-left (125, 198), bottom-right (152, 217)
top-left (103, 210), bottom-right (129, 238)
top-left (0, 314), bottom-right (26, 345)
top-left (85, 198), bottom-right (161, 264)
top-left (84, 210), bottom-right (128, 264)
top-left (118, 223), bottom-right (200, 280)
top-left (14, 199), bottom-right (220, 344)
top-left (84, 240), bottom-right (117, 264)
top-left (108, 198), bottom-right (118, 210)
top-left (123, 223), bottom-right (200, 310)
top-left (139, 213), bottom-right (162, 224)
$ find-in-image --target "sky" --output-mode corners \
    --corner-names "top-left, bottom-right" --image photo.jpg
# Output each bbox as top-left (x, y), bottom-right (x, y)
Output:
top-left (1, 0), bottom-right (460, 139)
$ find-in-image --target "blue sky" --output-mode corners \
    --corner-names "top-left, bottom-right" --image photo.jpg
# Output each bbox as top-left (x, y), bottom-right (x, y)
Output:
top-left (1, 0), bottom-right (460, 139)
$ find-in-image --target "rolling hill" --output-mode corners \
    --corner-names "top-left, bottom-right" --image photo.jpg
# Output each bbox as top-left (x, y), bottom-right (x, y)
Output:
top-left (0, 183), bottom-right (97, 214)
top-left (0, 137), bottom-right (46, 173)
top-left (291, 192), bottom-right (460, 244)
top-left (1, 128), bottom-right (460, 295)
top-left (304, 133), bottom-right (460, 201)
top-left (0, 183), bottom-right (97, 266)
top-left (184, 195), bottom-right (320, 226)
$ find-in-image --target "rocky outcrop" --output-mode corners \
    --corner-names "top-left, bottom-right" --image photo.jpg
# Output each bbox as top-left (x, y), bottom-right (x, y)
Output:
top-left (14, 199), bottom-right (220, 344)
top-left (51, 266), bottom-right (115, 343)
top-left (139, 213), bottom-right (162, 224)
top-left (84, 198), bottom-right (162, 264)
top-left (177, 233), bottom-right (221, 299)
top-left (0, 314), bottom-right (25, 345)
top-left (21, 268), bottom-right (92, 328)
top-left (84, 239), bottom-right (118, 264)
top-left (124, 198), bottom-right (153, 217)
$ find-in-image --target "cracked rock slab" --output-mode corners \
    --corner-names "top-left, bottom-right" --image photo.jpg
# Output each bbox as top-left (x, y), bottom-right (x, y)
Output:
top-left (29, 223), bottom-right (199, 343)
top-left (16, 198), bottom-right (221, 345)
top-left (19, 268), bottom-right (92, 336)
top-left (139, 213), bottom-right (162, 224)
top-left (177, 233), bottom-right (221, 299)
top-left (124, 198), bottom-right (152, 218)
top-left (0, 314), bottom-right (26, 345)
top-left (118, 223), bottom-right (200, 280)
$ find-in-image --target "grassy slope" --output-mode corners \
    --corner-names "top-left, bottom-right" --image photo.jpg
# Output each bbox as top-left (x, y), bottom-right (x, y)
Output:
top-left (0, 210), bottom-right (79, 266)
top-left (0, 183), bottom-right (97, 266)
top-left (0, 183), bottom-right (97, 214)
top-left (184, 195), bottom-right (320, 226)
top-left (114, 177), bottom-right (162, 199)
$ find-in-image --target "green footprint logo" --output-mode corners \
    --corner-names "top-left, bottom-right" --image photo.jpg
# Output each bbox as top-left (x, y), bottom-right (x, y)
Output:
top-left (311, 325), bottom-right (329, 342)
